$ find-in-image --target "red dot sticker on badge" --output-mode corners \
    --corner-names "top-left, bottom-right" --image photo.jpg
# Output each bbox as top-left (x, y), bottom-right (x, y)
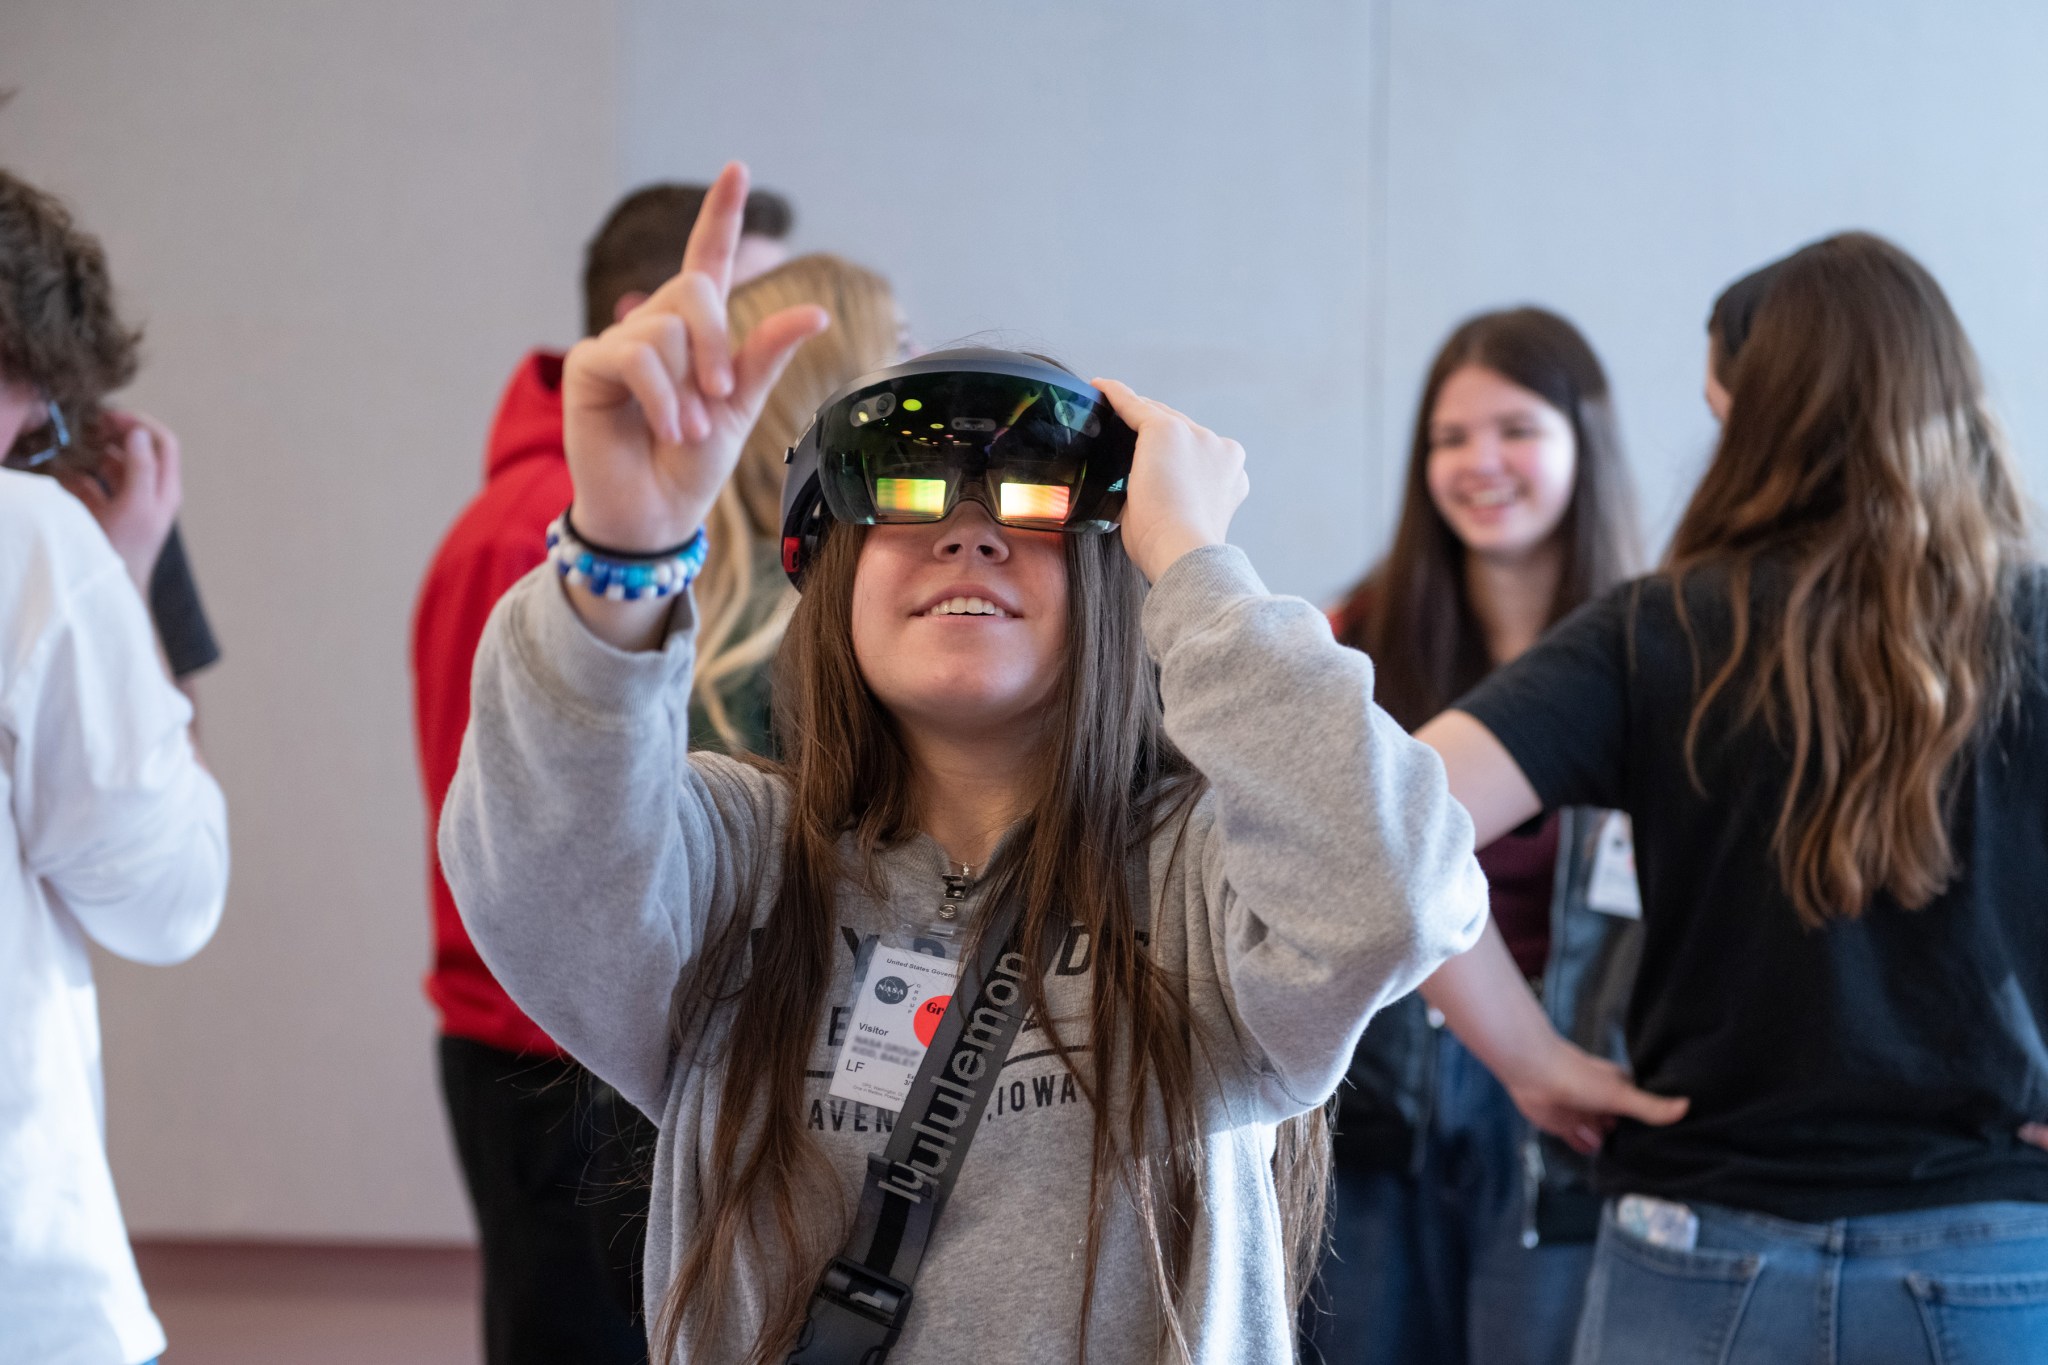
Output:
top-left (914, 995), bottom-right (950, 1047)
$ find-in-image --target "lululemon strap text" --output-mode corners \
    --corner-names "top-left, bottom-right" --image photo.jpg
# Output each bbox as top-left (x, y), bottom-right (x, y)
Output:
top-left (785, 893), bottom-right (1035, 1364)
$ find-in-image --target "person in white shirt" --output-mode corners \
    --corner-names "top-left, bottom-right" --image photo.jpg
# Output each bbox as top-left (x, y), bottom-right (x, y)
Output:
top-left (0, 169), bottom-right (229, 1365)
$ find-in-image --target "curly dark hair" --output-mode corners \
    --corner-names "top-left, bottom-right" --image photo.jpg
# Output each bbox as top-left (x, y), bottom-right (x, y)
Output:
top-left (0, 168), bottom-right (141, 424)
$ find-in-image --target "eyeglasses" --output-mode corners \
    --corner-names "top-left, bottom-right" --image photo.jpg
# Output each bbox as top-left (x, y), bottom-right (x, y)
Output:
top-left (3, 396), bottom-right (72, 472)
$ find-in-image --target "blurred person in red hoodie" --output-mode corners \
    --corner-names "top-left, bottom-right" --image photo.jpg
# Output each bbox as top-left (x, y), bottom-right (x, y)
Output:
top-left (411, 181), bottom-right (791, 1365)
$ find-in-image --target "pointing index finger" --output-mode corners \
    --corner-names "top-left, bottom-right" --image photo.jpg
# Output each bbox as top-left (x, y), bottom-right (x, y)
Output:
top-left (679, 160), bottom-right (749, 299)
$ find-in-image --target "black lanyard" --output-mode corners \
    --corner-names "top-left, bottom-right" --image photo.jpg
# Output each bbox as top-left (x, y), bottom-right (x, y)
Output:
top-left (786, 890), bottom-right (1036, 1364)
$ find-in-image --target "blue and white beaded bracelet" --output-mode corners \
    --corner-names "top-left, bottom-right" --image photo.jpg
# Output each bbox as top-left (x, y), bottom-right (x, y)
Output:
top-left (546, 509), bottom-right (709, 602)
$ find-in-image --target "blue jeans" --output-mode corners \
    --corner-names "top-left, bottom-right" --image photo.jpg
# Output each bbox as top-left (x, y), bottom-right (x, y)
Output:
top-left (1305, 1032), bottom-right (1593, 1365)
top-left (1573, 1197), bottom-right (2048, 1364)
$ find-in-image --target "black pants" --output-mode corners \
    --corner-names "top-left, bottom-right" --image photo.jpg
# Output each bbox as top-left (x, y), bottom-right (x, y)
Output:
top-left (439, 1035), bottom-right (658, 1365)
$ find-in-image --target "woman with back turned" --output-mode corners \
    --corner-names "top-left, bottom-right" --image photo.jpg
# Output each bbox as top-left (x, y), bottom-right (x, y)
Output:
top-left (1423, 233), bottom-right (2048, 1362)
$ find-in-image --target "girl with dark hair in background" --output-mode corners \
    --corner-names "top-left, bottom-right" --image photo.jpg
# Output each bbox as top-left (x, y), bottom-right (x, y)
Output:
top-left (437, 162), bottom-right (1666, 1364)
top-left (1421, 234), bottom-right (2048, 1362)
top-left (1308, 309), bottom-right (1645, 1365)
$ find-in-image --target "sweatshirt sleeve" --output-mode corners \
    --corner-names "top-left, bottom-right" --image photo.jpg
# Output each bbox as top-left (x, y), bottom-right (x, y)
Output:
top-left (1143, 545), bottom-right (1488, 1118)
top-left (5, 486), bottom-right (228, 966)
top-left (438, 566), bottom-right (781, 1114)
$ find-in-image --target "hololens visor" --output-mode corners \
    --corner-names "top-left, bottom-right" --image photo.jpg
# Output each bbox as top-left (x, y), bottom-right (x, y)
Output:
top-left (780, 348), bottom-right (1135, 586)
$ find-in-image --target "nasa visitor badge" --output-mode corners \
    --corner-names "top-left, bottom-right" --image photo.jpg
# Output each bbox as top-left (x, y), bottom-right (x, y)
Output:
top-left (830, 941), bottom-right (963, 1112)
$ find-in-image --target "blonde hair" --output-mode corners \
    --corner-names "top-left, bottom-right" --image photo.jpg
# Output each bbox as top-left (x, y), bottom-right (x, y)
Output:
top-left (692, 254), bottom-right (899, 751)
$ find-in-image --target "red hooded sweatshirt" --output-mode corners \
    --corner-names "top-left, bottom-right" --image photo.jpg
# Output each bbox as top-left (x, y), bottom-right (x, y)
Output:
top-left (411, 351), bottom-right (574, 1055)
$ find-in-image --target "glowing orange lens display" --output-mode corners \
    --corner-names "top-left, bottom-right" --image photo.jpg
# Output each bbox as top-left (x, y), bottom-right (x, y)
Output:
top-left (999, 482), bottom-right (1071, 522)
top-left (875, 477), bottom-right (948, 517)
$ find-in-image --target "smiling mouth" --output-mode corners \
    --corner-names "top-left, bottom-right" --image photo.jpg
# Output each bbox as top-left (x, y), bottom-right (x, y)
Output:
top-left (921, 595), bottom-right (1011, 618)
top-left (1459, 486), bottom-right (1522, 510)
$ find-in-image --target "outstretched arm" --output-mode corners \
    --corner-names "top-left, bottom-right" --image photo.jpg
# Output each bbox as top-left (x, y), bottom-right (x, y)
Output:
top-left (1415, 709), bottom-right (1686, 1151)
top-left (1414, 709), bottom-right (1542, 848)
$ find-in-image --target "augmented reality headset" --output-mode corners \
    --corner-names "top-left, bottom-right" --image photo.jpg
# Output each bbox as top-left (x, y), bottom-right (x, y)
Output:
top-left (779, 348), bottom-right (1136, 587)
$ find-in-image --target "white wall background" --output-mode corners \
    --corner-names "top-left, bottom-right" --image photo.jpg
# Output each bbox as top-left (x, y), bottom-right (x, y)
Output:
top-left (1, 0), bottom-right (2044, 1241)
top-left (616, 0), bottom-right (1380, 596)
top-left (1373, 0), bottom-right (2048, 554)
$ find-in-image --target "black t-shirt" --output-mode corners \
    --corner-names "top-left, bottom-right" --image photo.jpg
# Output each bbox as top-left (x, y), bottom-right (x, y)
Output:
top-left (1457, 563), bottom-right (2048, 1221)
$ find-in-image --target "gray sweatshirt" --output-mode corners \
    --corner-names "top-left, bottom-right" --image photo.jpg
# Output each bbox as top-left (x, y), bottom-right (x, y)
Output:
top-left (441, 544), bottom-right (1487, 1364)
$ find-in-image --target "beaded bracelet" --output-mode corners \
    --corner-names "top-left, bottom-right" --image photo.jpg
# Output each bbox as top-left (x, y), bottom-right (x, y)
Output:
top-left (546, 508), bottom-right (709, 602)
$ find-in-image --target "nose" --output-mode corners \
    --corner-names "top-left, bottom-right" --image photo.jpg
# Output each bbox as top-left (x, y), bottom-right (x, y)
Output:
top-left (932, 499), bottom-right (1011, 565)
top-left (1458, 430), bottom-right (1505, 474)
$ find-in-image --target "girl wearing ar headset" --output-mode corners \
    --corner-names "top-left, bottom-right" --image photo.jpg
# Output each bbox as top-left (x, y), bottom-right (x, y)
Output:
top-left (440, 162), bottom-right (1675, 1365)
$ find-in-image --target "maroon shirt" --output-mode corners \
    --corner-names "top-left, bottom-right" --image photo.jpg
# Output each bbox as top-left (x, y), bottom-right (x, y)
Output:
top-left (1477, 812), bottom-right (1561, 979)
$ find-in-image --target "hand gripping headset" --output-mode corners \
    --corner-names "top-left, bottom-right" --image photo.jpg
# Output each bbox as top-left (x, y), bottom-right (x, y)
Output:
top-left (779, 347), bottom-right (1137, 587)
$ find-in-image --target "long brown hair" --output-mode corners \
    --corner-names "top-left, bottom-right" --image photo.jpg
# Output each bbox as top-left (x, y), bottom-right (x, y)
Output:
top-left (1671, 231), bottom-right (2030, 926)
top-left (692, 254), bottom-right (899, 752)
top-left (653, 519), bottom-right (1330, 1362)
top-left (1334, 307), bottom-right (1640, 728)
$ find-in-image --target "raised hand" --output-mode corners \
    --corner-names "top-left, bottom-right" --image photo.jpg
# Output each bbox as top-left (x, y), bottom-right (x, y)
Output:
top-left (56, 409), bottom-right (182, 592)
top-left (1090, 378), bottom-right (1249, 584)
top-left (562, 161), bottom-right (829, 558)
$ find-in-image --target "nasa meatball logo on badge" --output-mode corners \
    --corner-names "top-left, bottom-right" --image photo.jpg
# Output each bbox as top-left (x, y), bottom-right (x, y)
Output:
top-left (832, 944), bottom-right (963, 1111)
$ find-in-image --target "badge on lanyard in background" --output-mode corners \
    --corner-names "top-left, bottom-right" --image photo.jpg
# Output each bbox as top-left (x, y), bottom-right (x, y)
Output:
top-left (1586, 812), bottom-right (1642, 919)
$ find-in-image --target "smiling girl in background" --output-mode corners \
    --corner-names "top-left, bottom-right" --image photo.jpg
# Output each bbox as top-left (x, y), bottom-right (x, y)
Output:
top-left (1310, 309), bottom-right (1644, 1365)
